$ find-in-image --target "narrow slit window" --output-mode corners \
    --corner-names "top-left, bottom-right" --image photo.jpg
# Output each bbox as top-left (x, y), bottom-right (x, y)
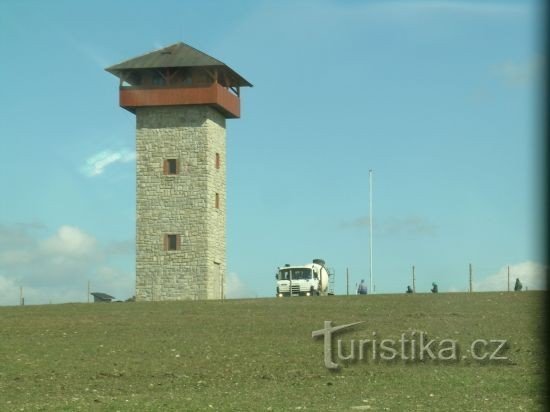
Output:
top-left (164, 159), bottom-right (178, 175)
top-left (215, 193), bottom-right (220, 209)
top-left (164, 234), bottom-right (180, 251)
top-left (215, 153), bottom-right (220, 169)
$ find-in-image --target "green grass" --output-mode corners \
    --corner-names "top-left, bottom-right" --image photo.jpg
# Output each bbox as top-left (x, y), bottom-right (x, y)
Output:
top-left (0, 292), bottom-right (545, 411)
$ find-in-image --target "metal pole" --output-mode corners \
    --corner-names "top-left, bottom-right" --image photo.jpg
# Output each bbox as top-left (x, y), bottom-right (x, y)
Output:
top-left (20, 286), bottom-right (23, 306)
top-left (87, 281), bottom-right (90, 303)
top-left (412, 265), bottom-right (416, 293)
top-left (369, 169), bottom-right (373, 294)
top-left (346, 268), bottom-right (349, 296)
top-left (469, 263), bottom-right (473, 293)
top-left (507, 265), bottom-right (510, 292)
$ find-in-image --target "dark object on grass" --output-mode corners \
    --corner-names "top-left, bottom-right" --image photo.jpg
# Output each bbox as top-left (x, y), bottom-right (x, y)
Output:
top-left (514, 278), bottom-right (523, 292)
top-left (406, 285), bottom-right (413, 294)
top-left (91, 292), bottom-right (115, 302)
top-left (431, 283), bottom-right (438, 293)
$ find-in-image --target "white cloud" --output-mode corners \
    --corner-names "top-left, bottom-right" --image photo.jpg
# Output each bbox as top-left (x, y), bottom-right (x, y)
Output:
top-left (0, 275), bottom-right (87, 306)
top-left (0, 275), bottom-right (21, 306)
top-left (81, 149), bottom-right (135, 177)
top-left (0, 250), bottom-right (34, 265)
top-left (225, 272), bottom-right (255, 299)
top-left (0, 223), bottom-right (134, 306)
top-left (93, 266), bottom-right (135, 297)
top-left (474, 261), bottom-right (547, 292)
top-left (40, 226), bottom-right (98, 258)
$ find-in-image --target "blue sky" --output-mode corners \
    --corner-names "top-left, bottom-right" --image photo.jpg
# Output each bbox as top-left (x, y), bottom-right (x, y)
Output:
top-left (0, 0), bottom-right (545, 305)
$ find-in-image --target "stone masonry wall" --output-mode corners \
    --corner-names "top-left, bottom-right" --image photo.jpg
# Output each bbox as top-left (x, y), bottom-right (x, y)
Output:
top-left (135, 105), bottom-right (226, 301)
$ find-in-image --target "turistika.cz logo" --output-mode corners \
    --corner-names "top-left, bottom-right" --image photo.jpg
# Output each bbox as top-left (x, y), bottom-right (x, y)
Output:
top-left (312, 321), bottom-right (509, 370)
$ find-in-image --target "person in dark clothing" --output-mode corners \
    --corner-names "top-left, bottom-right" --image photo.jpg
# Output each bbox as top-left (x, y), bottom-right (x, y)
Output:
top-left (406, 285), bottom-right (413, 294)
top-left (514, 278), bottom-right (523, 292)
top-left (357, 279), bottom-right (368, 295)
top-left (431, 282), bottom-right (438, 293)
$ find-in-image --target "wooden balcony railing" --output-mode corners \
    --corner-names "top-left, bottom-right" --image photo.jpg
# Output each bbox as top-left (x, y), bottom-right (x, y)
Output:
top-left (119, 83), bottom-right (240, 118)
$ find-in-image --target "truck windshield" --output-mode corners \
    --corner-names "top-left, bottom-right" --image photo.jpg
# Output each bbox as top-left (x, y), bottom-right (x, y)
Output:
top-left (279, 268), bottom-right (312, 280)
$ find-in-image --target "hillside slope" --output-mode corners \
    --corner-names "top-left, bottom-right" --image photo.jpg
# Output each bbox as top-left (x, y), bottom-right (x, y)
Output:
top-left (0, 292), bottom-right (545, 411)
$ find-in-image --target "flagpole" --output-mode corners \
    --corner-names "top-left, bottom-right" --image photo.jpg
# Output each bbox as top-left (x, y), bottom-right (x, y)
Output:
top-left (369, 169), bottom-right (373, 294)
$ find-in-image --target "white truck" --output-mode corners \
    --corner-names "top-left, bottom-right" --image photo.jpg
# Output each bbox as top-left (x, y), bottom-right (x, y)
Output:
top-left (276, 259), bottom-right (333, 297)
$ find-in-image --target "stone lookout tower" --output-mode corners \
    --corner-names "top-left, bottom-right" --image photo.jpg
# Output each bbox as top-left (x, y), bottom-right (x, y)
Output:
top-left (106, 42), bottom-right (251, 301)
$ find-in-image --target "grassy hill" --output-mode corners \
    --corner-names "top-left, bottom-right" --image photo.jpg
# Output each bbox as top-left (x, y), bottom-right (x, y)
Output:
top-left (0, 292), bottom-right (545, 411)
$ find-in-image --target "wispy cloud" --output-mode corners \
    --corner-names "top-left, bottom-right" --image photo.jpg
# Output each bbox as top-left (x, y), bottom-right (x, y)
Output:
top-left (384, 216), bottom-right (438, 236)
top-left (104, 240), bottom-right (135, 255)
top-left (61, 29), bottom-right (111, 69)
top-left (341, 217), bottom-right (370, 229)
top-left (341, 215), bottom-right (437, 236)
top-left (493, 56), bottom-right (544, 87)
top-left (81, 149), bottom-right (135, 177)
top-left (474, 261), bottom-right (547, 291)
top-left (225, 272), bottom-right (255, 299)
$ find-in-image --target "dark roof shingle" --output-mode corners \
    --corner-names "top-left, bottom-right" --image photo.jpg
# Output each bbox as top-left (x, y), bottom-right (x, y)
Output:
top-left (105, 42), bottom-right (252, 87)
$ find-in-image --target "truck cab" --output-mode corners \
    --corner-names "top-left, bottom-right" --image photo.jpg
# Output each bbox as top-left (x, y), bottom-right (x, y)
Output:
top-left (276, 259), bottom-right (332, 297)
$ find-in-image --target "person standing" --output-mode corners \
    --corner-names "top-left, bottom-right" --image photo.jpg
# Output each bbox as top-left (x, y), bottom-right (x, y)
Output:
top-left (357, 279), bottom-right (368, 295)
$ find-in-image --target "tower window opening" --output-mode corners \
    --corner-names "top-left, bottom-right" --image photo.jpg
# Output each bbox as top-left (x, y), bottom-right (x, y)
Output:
top-left (215, 153), bottom-right (220, 169)
top-left (164, 159), bottom-right (178, 175)
top-left (165, 234), bottom-right (180, 251)
top-left (215, 193), bottom-right (220, 209)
